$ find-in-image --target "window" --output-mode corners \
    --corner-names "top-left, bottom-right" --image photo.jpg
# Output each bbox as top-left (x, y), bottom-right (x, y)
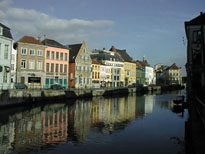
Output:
top-left (29, 60), bottom-right (35, 69)
top-left (37, 61), bottom-right (42, 70)
top-left (60, 64), bottom-right (63, 72)
top-left (64, 64), bottom-right (67, 73)
top-left (46, 50), bottom-right (50, 59)
top-left (11, 64), bottom-right (14, 70)
top-left (56, 52), bottom-right (59, 60)
top-left (51, 63), bottom-right (54, 72)
top-left (60, 53), bottom-right (63, 60)
top-left (51, 51), bottom-right (55, 60)
top-left (4, 44), bottom-right (9, 59)
top-left (56, 64), bottom-right (59, 72)
top-left (21, 48), bottom-right (27, 55)
top-left (193, 31), bottom-right (201, 42)
top-left (0, 27), bottom-right (2, 35)
top-left (38, 50), bottom-right (42, 56)
top-left (21, 60), bottom-right (26, 69)
top-left (70, 73), bottom-right (73, 79)
top-left (98, 72), bottom-right (100, 79)
top-left (46, 63), bottom-right (49, 72)
top-left (65, 53), bottom-right (67, 61)
top-left (3, 71), bottom-right (7, 83)
top-left (30, 49), bottom-right (35, 55)
top-left (95, 72), bottom-right (98, 79)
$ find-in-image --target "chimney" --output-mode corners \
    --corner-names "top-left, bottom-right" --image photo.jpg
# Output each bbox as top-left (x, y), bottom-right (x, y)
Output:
top-left (143, 56), bottom-right (145, 62)
top-left (200, 12), bottom-right (203, 15)
top-left (103, 48), bottom-right (106, 50)
top-left (110, 45), bottom-right (116, 52)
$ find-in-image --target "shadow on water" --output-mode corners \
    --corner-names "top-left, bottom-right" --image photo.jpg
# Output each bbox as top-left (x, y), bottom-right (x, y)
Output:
top-left (0, 91), bottom-right (188, 154)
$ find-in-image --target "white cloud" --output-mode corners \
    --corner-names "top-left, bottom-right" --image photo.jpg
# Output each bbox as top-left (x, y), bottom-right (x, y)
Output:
top-left (0, 0), bottom-right (12, 9)
top-left (0, 0), bottom-right (115, 46)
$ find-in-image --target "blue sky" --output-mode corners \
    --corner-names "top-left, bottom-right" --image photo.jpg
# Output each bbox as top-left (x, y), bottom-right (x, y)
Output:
top-left (0, 0), bottom-right (204, 75)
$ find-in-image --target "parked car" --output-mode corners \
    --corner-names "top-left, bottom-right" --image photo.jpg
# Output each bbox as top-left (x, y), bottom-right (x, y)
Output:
top-left (50, 84), bottom-right (65, 90)
top-left (14, 83), bottom-right (28, 89)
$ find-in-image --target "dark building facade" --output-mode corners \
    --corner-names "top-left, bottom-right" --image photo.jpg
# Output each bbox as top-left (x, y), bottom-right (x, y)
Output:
top-left (185, 12), bottom-right (205, 100)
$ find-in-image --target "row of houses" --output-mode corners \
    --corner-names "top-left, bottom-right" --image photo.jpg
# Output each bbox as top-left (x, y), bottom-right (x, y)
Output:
top-left (0, 23), bottom-right (182, 89)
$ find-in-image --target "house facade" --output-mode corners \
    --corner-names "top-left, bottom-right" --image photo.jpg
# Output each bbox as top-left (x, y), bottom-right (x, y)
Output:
top-left (0, 23), bottom-right (13, 89)
top-left (91, 49), bottom-right (124, 87)
top-left (156, 63), bottom-right (182, 86)
top-left (42, 39), bottom-right (69, 88)
top-left (11, 45), bottom-right (17, 84)
top-left (14, 36), bottom-right (46, 88)
top-left (136, 61), bottom-right (145, 85)
top-left (91, 59), bottom-right (101, 88)
top-left (68, 42), bottom-right (92, 89)
top-left (163, 63), bottom-right (182, 85)
top-left (185, 12), bottom-right (205, 98)
top-left (136, 58), bottom-right (154, 86)
top-left (110, 46), bottom-right (136, 87)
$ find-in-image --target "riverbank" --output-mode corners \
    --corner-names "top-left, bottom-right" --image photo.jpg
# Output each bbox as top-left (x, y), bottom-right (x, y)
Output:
top-left (0, 85), bottom-right (184, 108)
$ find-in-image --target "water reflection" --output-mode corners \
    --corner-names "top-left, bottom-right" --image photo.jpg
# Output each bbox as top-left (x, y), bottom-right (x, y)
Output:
top-left (0, 92), bottom-right (183, 154)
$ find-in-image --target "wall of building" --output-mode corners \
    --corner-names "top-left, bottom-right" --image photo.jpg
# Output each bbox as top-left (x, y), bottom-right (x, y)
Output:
top-left (16, 42), bottom-right (45, 88)
top-left (44, 46), bottom-right (69, 88)
top-left (0, 36), bottom-right (13, 89)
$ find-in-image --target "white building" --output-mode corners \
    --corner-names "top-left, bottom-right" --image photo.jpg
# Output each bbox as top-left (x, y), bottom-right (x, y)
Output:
top-left (145, 66), bottom-right (154, 85)
top-left (91, 49), bottom-right (124, 87)
top-left (0, 23), bottom-right (13, 89)
top-left (11, 45), bottom-right (17, 85)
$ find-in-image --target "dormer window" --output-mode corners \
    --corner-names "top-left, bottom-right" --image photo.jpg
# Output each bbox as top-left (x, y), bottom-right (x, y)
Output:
top-left (0, 27), bottom-right (3, 35)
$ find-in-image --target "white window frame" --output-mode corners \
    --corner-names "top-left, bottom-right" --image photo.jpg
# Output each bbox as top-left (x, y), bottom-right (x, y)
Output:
top-left (37, 50), bottom-right (42, 56)
top-left (4, 44), bottom-right (9, 59)
top-left (0, 27), bottom-right (2, 35)
top-left (21, 48), bottom-right (27, 55)
top-left (21, 59), bottom-right (27, 69)
top-left (37, 61), bottom-right (43, 70)
top-left (29, 49), bottom-right (35, 56)
top-left (29, 60), bottom-right (35, 69)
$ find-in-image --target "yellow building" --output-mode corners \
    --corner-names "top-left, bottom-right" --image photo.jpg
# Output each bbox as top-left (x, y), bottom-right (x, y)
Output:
top-left (110, 46), bottom-right (136, 86)
top-left (91, 59), bottom-right (101, 88)
top-left (124, 62), bottom-right (136, 86)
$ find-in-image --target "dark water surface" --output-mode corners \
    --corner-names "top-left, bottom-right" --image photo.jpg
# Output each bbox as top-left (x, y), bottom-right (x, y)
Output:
top-left (0, 91), bottom-right (187, 154)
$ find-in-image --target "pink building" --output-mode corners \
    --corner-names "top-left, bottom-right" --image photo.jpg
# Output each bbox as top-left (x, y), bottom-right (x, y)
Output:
top-left (42, 39), bottom-right (69, 88)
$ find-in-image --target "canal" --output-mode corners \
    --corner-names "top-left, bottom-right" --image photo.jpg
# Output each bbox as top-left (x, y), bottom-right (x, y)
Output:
top-left (0, 91), bottom-right (187, 154)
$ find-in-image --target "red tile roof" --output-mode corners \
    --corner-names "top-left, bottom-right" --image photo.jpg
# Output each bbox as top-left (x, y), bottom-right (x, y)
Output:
top-left (17, 36), bottom-right (43, 45)
top-left (167, 63), bottom-right (181, 70)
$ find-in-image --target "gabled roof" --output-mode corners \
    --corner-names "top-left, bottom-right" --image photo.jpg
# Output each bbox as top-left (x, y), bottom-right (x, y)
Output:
top-left (42, 39), bottom-right (68, 49)
top-left (136, 60), bottom-right (150, 68)
top-left (110, 45), bottom-right (133, 62)
top-left (136, 61), bottom-right (144, 69)
top-left (167, 63), bottom-right (181, 70)
top-left (17, 36), bottom-right (43, 45)
top-left (0, 23), bottom-right (13, 39)
top-left (91, 52), bottom-right (123, 62)
top-left (66, 43), bottom-right (82, 63)
top-left (185, 12), bottom-right (205, 26)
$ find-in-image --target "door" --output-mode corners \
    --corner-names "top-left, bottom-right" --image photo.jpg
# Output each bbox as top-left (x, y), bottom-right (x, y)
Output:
top-left (21, 77), bottom-right (25, 84)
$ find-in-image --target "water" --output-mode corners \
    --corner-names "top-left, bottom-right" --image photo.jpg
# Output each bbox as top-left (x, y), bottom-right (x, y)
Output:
top-left (0, 91), bottom-right (187, 154)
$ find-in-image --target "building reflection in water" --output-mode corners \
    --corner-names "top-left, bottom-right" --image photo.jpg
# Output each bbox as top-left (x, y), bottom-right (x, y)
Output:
top-left (0, 94), bottom-right (157, 153)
